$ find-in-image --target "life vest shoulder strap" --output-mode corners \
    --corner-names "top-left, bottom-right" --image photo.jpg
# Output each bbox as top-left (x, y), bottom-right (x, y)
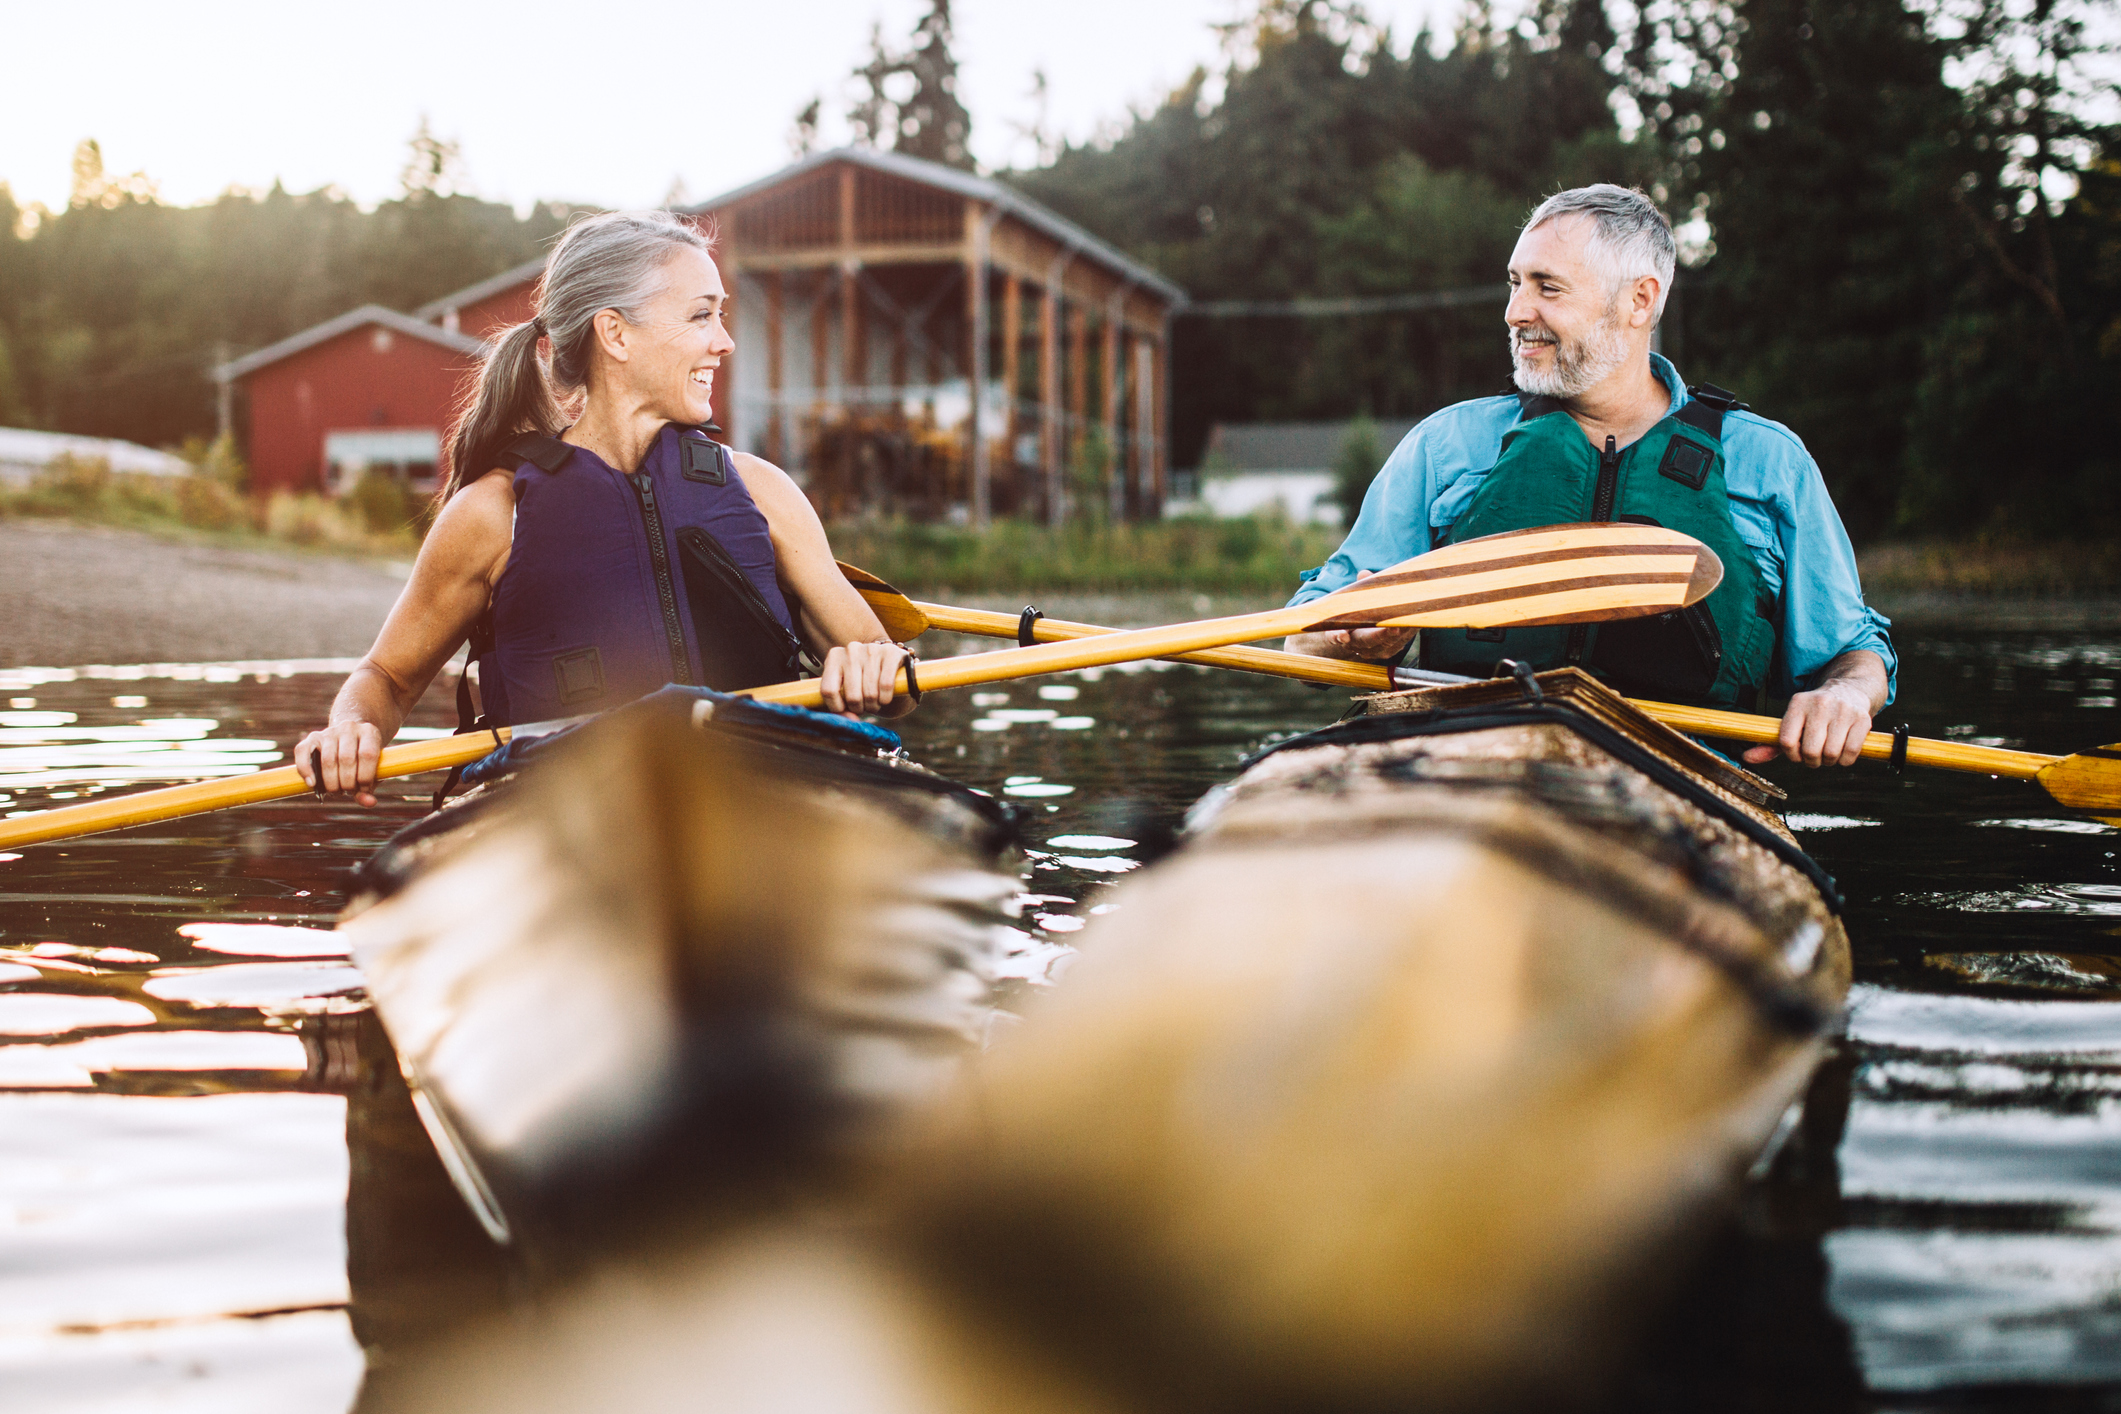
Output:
top-left (504, 433), bottom-right (572, 473)
top-left (1676, 383), bottom-right (1748, 441)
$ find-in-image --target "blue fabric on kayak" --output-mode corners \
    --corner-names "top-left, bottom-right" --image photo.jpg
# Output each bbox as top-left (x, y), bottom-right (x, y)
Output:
top-left (459, 685), bottom-right (901, 787)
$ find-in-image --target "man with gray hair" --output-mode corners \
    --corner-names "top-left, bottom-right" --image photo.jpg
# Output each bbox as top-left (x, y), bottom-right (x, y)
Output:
top-left (1287, 184), bottom-right (1893, 770)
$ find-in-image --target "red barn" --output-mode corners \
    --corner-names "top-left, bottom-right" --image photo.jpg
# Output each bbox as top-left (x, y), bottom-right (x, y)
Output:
top-left (214, 306), bottom-right (482, 496)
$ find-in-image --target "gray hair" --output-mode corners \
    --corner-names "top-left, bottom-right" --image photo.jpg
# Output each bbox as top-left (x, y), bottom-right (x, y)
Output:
top-left (443, 210), bottom-right (715, 498)
top-left (1525, 185), bottom-right (1676, 321)
top-left (538, 210), bottom-right (713, 392)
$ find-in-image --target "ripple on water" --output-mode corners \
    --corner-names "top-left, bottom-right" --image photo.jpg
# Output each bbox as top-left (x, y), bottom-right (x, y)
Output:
top-left (1893, 883), bottom-right (2121, 917)
top-left (140, 964), bottom-right (366, 1010)
top-left (0, 1031), bottom-right (308, 1088)
top-left (0, 1090), bottom-right (358, 1405)
top-left (1834, 980), bottom-right (2121, 1390)
top-left (0, 995), bottom-right (156, 1035)
top-left (177, 924), bottom-right (348, 959)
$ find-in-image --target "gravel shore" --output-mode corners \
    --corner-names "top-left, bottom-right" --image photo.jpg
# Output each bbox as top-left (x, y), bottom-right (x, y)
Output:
top-left (2, 520), bottom-right (408, 668)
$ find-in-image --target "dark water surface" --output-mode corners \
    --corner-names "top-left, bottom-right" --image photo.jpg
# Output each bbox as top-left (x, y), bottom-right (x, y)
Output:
top-left (0, 626), bottom-right (2116, 1411)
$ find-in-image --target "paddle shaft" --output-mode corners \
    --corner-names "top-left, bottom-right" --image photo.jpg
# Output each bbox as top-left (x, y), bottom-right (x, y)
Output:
top-left (0, 729), bottom-right (512, 850)
top-left (907, 601), bottom-right (2065, 783)
top-left (745, 602), bottom-right (1341, 709)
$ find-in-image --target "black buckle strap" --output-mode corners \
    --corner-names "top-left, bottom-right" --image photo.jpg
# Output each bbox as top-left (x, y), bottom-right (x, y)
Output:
top-left (1494, 658), bottom-right (1545, 704)
top-left (899, 649), bottom-right (922, 704)
top-left (1017, 606), bottom-right (1045, 648)
top-left (1889, 723), bottom-right (1911, 776)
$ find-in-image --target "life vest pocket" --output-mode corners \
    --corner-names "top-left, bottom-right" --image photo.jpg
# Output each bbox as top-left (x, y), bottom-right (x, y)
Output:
top-left (552, 647), bottom-right (607, 707)
top-left (675, 526), bottom-right (814, 691)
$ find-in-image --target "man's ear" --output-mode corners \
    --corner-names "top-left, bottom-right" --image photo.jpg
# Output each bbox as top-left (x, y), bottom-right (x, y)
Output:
top-left (1629, 275), bottom-right (1663, 330)
top-left (592, 308), bottom-right (630, 363)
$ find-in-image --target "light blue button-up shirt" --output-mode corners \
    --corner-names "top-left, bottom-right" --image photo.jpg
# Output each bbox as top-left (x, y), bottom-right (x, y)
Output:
top-left (1289, 354), bottom-right (1897, 701)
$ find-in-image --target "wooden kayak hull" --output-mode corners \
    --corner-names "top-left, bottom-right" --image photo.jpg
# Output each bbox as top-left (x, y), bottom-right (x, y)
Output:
top-left (894, 671), bottom-right (1850, 1406)
top-left (378, 669), bottom-right (1852, 1412)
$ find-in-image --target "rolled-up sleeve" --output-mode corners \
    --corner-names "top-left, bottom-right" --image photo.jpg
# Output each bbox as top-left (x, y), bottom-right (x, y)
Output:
top-left (1774, 441), bottom-right (1898, 703)
top-left (1288, 422), bottom-right (1449, 607)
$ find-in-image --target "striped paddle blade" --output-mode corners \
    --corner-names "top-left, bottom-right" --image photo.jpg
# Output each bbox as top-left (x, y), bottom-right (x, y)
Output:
top-left (1298, 523), bottom-right (1723, 631)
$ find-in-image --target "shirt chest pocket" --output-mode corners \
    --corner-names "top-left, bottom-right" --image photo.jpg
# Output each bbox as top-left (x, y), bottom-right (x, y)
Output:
top-left (1427, 472), bottom-right (1487, 547)
top-left (1729, 508), bottom-right (1784, 611)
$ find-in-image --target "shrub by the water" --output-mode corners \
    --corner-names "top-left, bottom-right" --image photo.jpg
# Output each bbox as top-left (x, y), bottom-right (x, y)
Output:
top-left (0, 453), bottom-right (419, 554)
top-left (343, 470), bottom-right (429, 537)
top-left (827, 515), bottom-right (1340, 594)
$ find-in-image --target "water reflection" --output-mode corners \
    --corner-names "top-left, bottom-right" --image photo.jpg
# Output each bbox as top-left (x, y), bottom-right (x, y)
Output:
top-left (0, 631), bottom-right (2114, 1408)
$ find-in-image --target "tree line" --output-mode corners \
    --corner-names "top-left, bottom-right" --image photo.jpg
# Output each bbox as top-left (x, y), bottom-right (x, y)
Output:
top-left (0, 0), bottom-right (2113, 541)
top-left (0, 130), bottom-right (576, 454)
top-left (1010, 0), bottom-right (2119, 541)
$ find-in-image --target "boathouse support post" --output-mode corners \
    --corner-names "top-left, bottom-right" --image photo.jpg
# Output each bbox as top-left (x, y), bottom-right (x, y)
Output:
top-left (1039, 245), bottom-right (1079, 527)
top-left (965, 202), bottom-right (1001, 529)
top-left (1103, 282), bottom-right (1133, 523)
top-left (1002, 272), bottom-right (1022, 508)
top-left (765, 272), bottom-right (785, 466)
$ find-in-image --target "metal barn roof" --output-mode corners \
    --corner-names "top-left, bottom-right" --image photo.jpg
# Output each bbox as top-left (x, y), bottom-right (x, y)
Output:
top-left (214, 305), bottom-right (485, 383)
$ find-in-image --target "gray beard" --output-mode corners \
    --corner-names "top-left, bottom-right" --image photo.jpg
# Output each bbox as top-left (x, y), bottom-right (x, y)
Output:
top-left (1511, 304), bottom-right (1630, 398)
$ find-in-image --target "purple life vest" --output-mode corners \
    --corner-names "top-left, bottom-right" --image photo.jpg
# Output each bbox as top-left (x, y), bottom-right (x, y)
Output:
top-left (476, 424), bottom-right (806, 726)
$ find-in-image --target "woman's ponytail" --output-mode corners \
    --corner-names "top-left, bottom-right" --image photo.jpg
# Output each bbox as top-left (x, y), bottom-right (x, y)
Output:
top-left (440, 318), bottom-right (558, 502)
top-left (439, 210), bottom-right (714, 503)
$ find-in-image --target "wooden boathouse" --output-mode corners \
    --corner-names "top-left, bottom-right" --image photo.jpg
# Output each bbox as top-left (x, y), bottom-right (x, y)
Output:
top-left (217, 148), bottom-right (1183, 523)
top-left (687, 148), bottom-right (1185, 525)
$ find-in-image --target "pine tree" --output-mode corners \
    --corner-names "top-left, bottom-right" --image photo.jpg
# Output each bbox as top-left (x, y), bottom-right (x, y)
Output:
top-left (1671, 0), bottom-right (1963, 540)
top-left (847, 0), bottom-right (973, 170)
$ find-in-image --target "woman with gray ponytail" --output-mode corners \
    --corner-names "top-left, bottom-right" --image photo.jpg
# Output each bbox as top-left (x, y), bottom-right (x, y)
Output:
top-left (296, 210), bottom-right (914, 803)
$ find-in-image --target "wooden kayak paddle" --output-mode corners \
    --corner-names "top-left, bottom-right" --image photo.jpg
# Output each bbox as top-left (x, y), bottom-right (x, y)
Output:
top-left (0, 729), bottom-right (517, 850)
top-left (749, 523), bottom-right (1723, 711)
top-left (840, 568), bottom-right (2121, 820)
top-left (0, 523), bottom-right (1716, 851)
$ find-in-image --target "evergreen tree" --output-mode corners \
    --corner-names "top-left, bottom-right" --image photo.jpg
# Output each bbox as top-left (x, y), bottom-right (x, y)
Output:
top-left (1898, 0), bottom-right (2121, 535)
top-left (0, 132), bottom-right (574, 448)
top-left (847, 0), bottom-right (973, 170)
top-left (1669, 0), bottom-right (1964, 540)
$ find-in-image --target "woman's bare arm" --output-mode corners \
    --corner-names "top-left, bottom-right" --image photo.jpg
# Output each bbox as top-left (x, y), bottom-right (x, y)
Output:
top-left (733, 452), bottom-right (913, 718)
top-left (294, 471), bottom-right (515, 802)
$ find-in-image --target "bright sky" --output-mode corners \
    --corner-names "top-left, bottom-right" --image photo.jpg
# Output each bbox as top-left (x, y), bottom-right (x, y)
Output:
top-left (3, 0), bottom-right (1469, 215)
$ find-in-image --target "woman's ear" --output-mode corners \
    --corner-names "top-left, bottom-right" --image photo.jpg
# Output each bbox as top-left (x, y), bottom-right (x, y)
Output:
top-left (592, 307), bottom-right (630, 363)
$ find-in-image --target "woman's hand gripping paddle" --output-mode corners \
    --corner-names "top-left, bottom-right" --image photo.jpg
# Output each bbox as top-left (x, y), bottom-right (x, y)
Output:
top-left (752, 524), bottom-right (1724, 711)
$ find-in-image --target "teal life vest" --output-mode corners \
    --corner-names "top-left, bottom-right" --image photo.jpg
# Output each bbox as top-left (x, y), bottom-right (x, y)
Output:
top-left (1420, 385), bottom-right (1776, 709)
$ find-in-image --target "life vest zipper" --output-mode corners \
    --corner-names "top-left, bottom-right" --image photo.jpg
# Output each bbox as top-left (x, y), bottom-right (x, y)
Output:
top-left (629, 472), bottom-right (693, 685)
top-left (1566, 434), bottom-right (1623, 666)
top-left (1592, 434), bottom-right (1620, 521)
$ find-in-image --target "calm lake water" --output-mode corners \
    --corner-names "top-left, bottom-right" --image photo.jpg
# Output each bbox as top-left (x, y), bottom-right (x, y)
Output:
top-left (0, 620), bottom-right (2117, 1412)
